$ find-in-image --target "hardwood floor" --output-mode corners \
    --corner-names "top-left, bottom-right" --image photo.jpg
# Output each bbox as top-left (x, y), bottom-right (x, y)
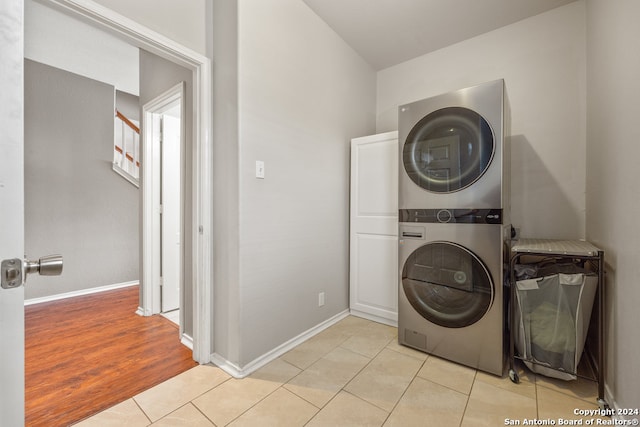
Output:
top-left (25, 285), bottom-right (198, 427)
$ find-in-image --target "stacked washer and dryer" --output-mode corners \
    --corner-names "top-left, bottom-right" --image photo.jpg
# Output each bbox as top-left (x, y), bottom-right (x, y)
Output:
top-left (397, 79), bottom-right (511, 376)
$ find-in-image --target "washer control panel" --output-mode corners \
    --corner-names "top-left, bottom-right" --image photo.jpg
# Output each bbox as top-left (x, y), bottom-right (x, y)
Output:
top-left (399, 208), bottom-right (503, 224)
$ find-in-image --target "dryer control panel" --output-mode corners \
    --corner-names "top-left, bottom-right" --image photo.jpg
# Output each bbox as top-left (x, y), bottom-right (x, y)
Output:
top-left (399, 208), bottom-right (503, 224)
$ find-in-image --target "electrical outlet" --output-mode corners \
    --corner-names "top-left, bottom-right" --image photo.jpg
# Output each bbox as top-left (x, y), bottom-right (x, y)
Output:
top-left (318, 292), bottom-right (325, 307)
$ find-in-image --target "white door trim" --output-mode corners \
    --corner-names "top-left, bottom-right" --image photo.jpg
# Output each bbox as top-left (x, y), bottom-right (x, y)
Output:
top-left (48, 0), bottom-right (213, 364)
top-left (141, 82), bottom-right (184, 317)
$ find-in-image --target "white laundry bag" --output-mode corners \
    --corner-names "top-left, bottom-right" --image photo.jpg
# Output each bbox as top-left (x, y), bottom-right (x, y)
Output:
top-left (515, 272), bottom-right (598, 380)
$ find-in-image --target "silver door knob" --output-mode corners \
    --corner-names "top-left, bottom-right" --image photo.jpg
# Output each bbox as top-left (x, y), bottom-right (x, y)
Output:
top-left (25, 255), bottom-right (64, 276)
top-left (1, 255), bottom-right (63, 289)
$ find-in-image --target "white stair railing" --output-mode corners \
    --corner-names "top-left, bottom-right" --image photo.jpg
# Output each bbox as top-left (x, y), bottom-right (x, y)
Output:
top-left (113, 109), bottom-right (140, 187)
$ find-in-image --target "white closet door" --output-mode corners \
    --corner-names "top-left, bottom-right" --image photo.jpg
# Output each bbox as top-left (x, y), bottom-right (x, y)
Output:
top-left (350, 131), bottom-right (398, 325)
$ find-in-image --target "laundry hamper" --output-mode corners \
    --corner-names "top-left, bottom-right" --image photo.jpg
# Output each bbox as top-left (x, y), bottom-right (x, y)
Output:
top-left (514, 270), bottom-right (598, 380)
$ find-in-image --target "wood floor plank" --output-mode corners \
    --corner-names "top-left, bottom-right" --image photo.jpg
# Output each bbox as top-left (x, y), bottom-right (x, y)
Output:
top-left (25, 285), bottom-right (198, 427)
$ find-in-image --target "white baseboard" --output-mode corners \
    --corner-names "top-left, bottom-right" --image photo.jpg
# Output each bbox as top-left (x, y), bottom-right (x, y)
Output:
top-left (349, 309), bottom-right (398, 327)
top-left (181, 334), bottom-right (194, 350)
top-left (604, 382), bottom-right (628, 421)
top-left (136, 306), bottom-right (151, 317)
top-left (210, 309), bottom-right (350, 378)
top-left (25, 281), bottom-right (139, 306)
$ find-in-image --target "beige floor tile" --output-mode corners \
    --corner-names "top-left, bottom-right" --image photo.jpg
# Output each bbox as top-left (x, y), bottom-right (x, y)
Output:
top-left (193, 359), bottom-right (300, 426)
top-left (364, 320), bottom-right (397, 340)
top-left (340, 334), bottom-right (394, 358)
top-left (306, 391), bottom-right (389, 427)
top-left (281, 327), bottom-right (350, 370)
top-left (228, 388), bottom-right (318, 427)
top-left (416, 355), bottom-right (476, 395)
top-left (338, 320), bottom-right (397, 358)
top-left (151, 403), bottom-right (214, 426)
top-left (284, 346), bottom-right (370, 408)
top-left (384, 377), bottom-right (467, 427)
top-left (385, 339), bottom-right (429, 362)
top-left (475, 360), bottom-right (537, 399)
top-left (537, 385), bottom-right (607, 423)
top-left (73, 399), bottom-right (150, 427)
top-left (345, 348), bottom-right (423, 412)
top-left (134, 365), bottom-right (231, 422)
top-left (253, 357), bottom-right (302, 384)
top-left (461, 379), bottom-right (537, 427)
top-left (535, 371), bottom-right (599, 403)
top-left (328, 315), bottom-right (375, 336)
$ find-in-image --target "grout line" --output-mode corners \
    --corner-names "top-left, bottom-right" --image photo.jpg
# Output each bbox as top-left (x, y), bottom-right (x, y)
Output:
top-left (458, 370), bottom-right (477, 427)
top-left (132, 398), bottom-right (152, 425)
top-left (380, 363), bottom-right (425, 426)
top-left (189, 401), bottom-right (217, 426)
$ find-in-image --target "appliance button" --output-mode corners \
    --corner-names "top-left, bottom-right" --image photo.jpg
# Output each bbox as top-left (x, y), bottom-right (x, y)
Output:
top-left (437, 209), bottom-right (452, 223)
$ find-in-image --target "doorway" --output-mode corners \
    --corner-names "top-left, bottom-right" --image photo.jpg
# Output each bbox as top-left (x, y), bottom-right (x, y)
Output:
top-left (142, 83), bottom-right (185, 325)
top-left (26, 0), bottom-right (212, 363)
top-left (2, 0), bottom-right (212, 423)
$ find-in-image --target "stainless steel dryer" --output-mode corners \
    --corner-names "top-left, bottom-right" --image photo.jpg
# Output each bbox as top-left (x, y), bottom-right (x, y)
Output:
top-left (398, 214), bottom-right (510, 376)
top-left (398, 79), bottom-right (509, 211)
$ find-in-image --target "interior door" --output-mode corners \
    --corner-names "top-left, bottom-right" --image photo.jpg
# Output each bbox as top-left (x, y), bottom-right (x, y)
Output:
top-left (349, 131), bottom-right (399, 324)
top-left (161, 108), bottom-right (182, 312)
top-left (0, 1), bottom-right (25, 424)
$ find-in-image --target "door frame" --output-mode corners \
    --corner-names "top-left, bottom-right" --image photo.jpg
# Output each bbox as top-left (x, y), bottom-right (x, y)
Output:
top-left (141, 82), bottom-right (184, 321)
top-left (49, 0), bottom-right (213, 364)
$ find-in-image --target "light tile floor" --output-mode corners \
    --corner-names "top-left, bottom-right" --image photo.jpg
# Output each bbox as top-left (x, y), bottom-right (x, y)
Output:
top-left (74, 315), bottom-right (604, 426)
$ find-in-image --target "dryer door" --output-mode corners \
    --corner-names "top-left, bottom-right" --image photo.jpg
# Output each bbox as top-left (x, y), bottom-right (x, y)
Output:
top-left (402, 241), bottom-right (493, 328)
top-left (402, 107), bottom-right (494, 193)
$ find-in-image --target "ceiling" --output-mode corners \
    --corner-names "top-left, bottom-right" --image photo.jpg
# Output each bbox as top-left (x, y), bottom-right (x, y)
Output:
top-left (302, 0), bottom-right (578, 70)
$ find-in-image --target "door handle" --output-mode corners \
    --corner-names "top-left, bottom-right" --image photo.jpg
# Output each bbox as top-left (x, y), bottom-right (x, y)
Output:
top-left (1, 255), bottom-right (63, 289)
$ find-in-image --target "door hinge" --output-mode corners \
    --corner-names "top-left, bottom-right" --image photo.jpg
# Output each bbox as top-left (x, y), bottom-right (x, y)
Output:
top-left (160, 277), bottom-right (164, 287)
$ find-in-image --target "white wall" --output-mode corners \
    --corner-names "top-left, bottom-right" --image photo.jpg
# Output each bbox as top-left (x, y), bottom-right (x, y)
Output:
top-left (93, 0), bottom-right (207, 56)
top-left (235, 0), bottom-right (376, 366)
top-left (377, 2), bottom-right (587, 240)
top-left (25, 0), bottom-right (139, 95)
top-left (586, 0), bottom-right (640, 412)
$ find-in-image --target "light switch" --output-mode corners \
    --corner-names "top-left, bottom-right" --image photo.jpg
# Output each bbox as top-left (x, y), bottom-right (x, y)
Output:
top-left (256, 160), bottom-right (265, 179)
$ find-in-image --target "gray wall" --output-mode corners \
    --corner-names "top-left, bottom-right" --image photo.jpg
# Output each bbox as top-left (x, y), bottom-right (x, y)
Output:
top-left (211, 0), bottom-right (242, 364)
top-left (377, 2), bottom-right (587, 241)
top-left (138, 49), bottom-right (194, 337)
top-left (236, 0), bottom-right (376, 366)
top-left (24, 59), bottom-right (139, 299)
top-left (116, 90), bottom-right (140, 121)
top-left (211, 0), bottom-right (377, 368)
top-left (586, 0), bottom-right (640, 412)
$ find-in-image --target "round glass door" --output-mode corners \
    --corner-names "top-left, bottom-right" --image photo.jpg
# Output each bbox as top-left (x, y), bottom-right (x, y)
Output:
top-left (402, 241), bottom-right (493, 328)
top-left (403, 107), bottom-right (494, 193)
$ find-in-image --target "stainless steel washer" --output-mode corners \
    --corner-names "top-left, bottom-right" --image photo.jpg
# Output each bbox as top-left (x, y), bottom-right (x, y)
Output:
top-left (398, 79), bottom-right (509, 211)
top-left (398, 216), bottom-right (510, 375)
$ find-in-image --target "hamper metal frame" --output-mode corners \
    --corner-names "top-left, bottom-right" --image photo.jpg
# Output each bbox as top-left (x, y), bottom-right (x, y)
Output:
top-left (508, 238), bottom-right (608, 410)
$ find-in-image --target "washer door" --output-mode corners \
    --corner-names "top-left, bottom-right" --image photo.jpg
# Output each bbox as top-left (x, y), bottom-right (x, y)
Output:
top-left (403, 107), bottom-right (494, 193)
top-left (402, 241), bottom-right (493, 328)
